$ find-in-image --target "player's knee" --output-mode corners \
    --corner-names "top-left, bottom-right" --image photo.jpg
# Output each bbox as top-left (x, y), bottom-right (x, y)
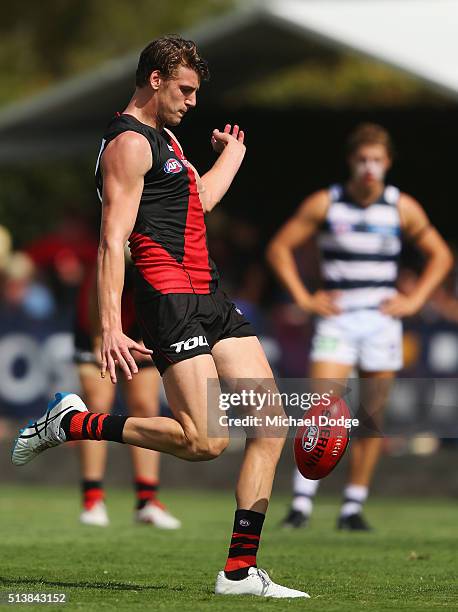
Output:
top-left (187, 436), bottom-right (228, 461)
top-left (250, 435), bottom-right (284, 464)
top-left (207, 436), bottom-right (229, 459)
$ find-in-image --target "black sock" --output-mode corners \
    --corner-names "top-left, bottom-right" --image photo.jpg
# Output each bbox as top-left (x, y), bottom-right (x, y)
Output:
top-left (60, 411), bottom-right (127, 442)
top-left (82, 480), bottom-right (104, 510)
top-left (135, 478), bottom-right (159, 510)
top-left (100, 415), bottom-right (128, 443)
top-left (224, 509), bottom-right (265, 580)
top-left (60, 410), bottom-right (78, 438)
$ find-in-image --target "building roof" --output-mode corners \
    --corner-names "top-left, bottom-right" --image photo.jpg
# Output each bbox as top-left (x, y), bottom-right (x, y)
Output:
top-left (1, 0), bottom-right (457, 161)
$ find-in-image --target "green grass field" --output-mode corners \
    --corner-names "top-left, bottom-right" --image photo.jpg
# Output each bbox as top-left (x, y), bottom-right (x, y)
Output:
top-left (0, 486), bottom-right (456, 611)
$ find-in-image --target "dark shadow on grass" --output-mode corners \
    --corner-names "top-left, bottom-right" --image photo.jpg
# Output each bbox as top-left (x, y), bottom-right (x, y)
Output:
top-left (0, 576), bottom-right (184, 592)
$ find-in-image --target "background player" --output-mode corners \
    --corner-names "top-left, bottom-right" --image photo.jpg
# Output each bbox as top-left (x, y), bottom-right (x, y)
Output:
top-left (13, 36), bottom-right (308, 598)
top-left (267, 123), bottom-right (453, 530)
top-left (74, 256), bottom-right (180, 528)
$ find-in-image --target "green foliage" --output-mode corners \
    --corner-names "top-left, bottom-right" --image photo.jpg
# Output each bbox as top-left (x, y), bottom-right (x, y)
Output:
top-left (0, 1), bottom-right (451, 244)
top-left (0, 0), bottom-right (234, 244)
top-left (0, 159), bottom-right (95, 247)
top-left (0, 0), bottom-right (233, 106)
top-left (232, 54), bottom-right (449, 109)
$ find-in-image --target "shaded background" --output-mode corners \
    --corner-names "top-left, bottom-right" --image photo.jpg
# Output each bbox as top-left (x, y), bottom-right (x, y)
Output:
top-left (0, 0), bottom-right (457, 493)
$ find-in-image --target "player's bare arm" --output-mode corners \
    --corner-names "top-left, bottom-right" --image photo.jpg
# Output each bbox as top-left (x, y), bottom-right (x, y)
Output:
top-left (179, 123), bottom-right (246, 213)
top-left (98, 131), bottom-right (153, 383)
top-left (165, 124), bottom-right (245, 213)
top-left (198, 123), bottom-right (246, 212)
top-left (266, 189), bottom-right (340, 316)
top-left (381, 193), bottom-right (453, 317)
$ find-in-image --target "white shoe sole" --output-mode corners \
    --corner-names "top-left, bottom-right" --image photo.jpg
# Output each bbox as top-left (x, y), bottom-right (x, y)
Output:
top-left (11, 393), bottom-right (87, 466)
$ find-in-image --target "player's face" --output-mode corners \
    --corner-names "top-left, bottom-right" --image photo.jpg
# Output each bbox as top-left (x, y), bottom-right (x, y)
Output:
top-left (157, 65), bottom-right (200, 126)
top-left (348, 144), bottom-right (391, 186)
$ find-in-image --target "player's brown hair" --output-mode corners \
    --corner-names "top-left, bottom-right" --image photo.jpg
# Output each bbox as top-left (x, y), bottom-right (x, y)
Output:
top-left (346, 123), bottom-right (394, 157)
top-left (136, 35), bottom-right (210, 87)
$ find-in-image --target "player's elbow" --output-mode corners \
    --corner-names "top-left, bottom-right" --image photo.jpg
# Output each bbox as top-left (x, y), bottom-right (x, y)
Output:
top-left (265, 240), bottom-right (283, 268)
top-left (442, 245), bottom-right (454, 273)
top-left (201, 190), bottom-right (219, 214)
top-left (201, 198), bottom-right (214, 214)
top-left (434, 242), bottom-right (454, 274)
top-left (98, 234), bottom-right (127, 255)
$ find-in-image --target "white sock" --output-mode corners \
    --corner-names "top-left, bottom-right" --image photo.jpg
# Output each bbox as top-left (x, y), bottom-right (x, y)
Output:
top-left (340, 484), bottom-right (368, 518)
top-left (291, 468), bottom-right (320, 516)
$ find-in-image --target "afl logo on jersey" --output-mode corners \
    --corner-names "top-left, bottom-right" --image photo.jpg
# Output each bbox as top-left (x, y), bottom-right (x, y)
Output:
top-left (164, 158), bottom-right (183, 174)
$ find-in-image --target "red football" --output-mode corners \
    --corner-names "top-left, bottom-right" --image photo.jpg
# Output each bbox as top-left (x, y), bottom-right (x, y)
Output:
top-left (294, 397), bottom-right (351, 480)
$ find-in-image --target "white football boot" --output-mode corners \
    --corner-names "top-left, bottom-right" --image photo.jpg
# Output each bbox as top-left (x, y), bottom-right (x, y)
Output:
top-left (135, 501), bottom-right (181, 529)
top-left (12, 393), bottom-right (88, 466)
top-left (80, 501), bottom-right (110, 527)
top-left (215, 567), bottom-right (310, 598)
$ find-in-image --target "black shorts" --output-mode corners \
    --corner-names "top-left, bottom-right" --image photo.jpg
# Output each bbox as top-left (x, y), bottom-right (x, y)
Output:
top-left (135, 288), bottom-right (256, 375)
top-left (73, 323), bottom-right (98, 366)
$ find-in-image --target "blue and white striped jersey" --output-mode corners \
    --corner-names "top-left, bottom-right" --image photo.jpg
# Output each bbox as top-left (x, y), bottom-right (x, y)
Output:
top-left (318, 184), bottom-right (401, 311)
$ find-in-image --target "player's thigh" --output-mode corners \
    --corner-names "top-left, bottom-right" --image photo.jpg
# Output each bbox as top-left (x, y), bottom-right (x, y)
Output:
top-left (211, 336), bottom-right (280, 414)
top-left (122, 365), bottom-right (161, 417)
top-left (310, 361), bottom-right (354, 379)
top-left (211, 336), bottom-right (287, 444)
top-left (358, 369), bottom-right (396, 421)
top-left (162, 354), bottom-right (228, 443)
top-left (211, 336), bottom-right (273, 379)
top-left (78, 363), bottom-right (116, 413)
top-left (309, 314), bottom-right (356, 396)
top-left (309, 360), bottom-right (354, 395)
top-left (359, 314), bottom-right (403, 373)
top-left (310, 315), bottom-right (357, 371)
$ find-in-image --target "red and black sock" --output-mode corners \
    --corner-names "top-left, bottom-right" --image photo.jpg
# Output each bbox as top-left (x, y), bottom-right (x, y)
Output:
top-left (61, 411), bottom-right (127, 443)
top-left (224, 509), bottom-right (265, 580)
top-left (135, 478), bottom-right (159, 510)
top-left (82, 480), bottom-right (104, 510)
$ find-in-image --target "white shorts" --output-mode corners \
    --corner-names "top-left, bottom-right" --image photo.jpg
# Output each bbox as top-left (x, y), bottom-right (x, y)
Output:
top-left (310, 310), bottom-right (403, 372)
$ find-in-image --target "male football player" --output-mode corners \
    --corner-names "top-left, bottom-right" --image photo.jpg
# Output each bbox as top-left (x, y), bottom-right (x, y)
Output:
top-left (267, 123), bottom-right (453, 530)
top-left (13, 36), bottom-right (308, 598)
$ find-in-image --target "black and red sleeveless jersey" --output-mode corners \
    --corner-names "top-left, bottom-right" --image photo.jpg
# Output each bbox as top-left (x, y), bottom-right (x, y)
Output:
top-left (95, 113), bottom-right (219, 296)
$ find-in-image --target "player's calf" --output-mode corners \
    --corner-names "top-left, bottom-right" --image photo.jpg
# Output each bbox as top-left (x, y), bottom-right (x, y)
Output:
top-left (12, 392), bottom-right (229, 466)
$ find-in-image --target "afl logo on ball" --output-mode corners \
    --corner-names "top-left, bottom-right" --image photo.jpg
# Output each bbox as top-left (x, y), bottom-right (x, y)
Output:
top-left (164, 158), bottom-right (183, 174)
top-left (302, 425), bottom-right (319, 453)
